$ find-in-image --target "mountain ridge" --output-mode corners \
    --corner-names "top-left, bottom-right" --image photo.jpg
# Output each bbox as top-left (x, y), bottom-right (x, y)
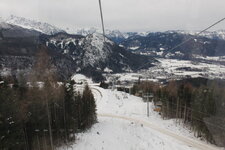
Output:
top-left (4, 15), bottom-right (225, 41)
top-left (5, 15), bottom-right (65, 35)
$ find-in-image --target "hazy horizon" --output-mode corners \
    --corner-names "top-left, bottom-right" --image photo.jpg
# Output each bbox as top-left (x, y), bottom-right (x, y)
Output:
top-left (1, 0), bottom-right (225, 32)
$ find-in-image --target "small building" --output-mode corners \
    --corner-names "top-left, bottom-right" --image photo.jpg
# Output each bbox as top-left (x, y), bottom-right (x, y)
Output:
top-left (134, 90), bottom-right (143, 97)
top-left (154, 101), bottom-right (163, 112)
top-left (116, 85), bottom-right (133, 94)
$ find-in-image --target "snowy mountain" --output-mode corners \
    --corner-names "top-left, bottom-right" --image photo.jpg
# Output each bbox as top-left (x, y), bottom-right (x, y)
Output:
top-left (175, 30), bottom-right (225, 40)
top-left (45, 32), bottom-right (155, 79)
top-left (5, 15), bottom-right (65, 35)
top-left (47, 33), bottom-right (114, 68)
top-left (0, 21), bottom-right (40, 39)
top-left (0, 24), bottom-right (155, 81)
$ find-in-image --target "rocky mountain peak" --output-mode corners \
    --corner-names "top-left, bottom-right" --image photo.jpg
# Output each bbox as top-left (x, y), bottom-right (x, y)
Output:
top-left (5, 15), bottom-right (65, 35)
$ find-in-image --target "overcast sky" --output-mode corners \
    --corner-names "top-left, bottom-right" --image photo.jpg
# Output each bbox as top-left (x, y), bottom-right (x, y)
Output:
top-left (0, 0), bottom-right (225, 32)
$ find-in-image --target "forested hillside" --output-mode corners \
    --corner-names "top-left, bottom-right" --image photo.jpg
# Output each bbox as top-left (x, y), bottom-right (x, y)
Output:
top-left (0, 49), bottom-right (97, 150)
top-left (132, 78), bottom-right (225, 146)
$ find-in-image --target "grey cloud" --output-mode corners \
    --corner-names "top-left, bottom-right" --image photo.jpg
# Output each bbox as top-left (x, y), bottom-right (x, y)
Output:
top-left (0, 0), bottom-right (224, 31)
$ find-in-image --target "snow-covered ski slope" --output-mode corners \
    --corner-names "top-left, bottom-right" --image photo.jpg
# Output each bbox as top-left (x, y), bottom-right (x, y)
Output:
top-left (60, 85), bottom-right (222, 150)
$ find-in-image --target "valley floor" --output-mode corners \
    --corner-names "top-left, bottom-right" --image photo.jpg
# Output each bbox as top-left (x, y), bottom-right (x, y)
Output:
top-left (60, 85), bottom-right (223, 150)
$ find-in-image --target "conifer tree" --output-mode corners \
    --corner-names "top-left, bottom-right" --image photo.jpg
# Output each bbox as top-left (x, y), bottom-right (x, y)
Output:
top-left (81, 85), bottom-right (97, 129)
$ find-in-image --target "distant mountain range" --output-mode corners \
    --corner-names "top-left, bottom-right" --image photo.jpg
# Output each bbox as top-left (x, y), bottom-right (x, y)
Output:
top-left (175, 30), bottom-right (225, 41)
top-left (120, 31), bottom-right (225, 59)
top-left (66, 27), bottom-right (150, 43)
top-left (4, 15), bottom-right (225, 41)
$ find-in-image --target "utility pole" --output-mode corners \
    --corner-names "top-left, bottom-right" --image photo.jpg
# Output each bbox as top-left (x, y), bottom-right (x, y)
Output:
top-left (143, 93), bottom-right (153, 117)
top-left (129, 85), bottom-right (132, 94)
top-left (111, 77), bottom-right (115, 90)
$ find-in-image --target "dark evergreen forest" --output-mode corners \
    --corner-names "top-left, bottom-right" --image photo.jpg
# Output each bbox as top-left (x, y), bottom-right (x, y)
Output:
top-left (0, 49), bottom-right (97, 150)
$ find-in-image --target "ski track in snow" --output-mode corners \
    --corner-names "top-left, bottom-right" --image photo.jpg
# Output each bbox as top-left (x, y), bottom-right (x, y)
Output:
top-left (59, 85), bottom-right (223, 150)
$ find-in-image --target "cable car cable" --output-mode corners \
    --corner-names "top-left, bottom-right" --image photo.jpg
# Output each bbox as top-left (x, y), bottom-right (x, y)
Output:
top-left (98, 0), bottom-right (106, 42)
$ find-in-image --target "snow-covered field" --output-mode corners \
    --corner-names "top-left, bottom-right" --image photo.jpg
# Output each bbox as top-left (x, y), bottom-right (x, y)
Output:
top-left (156, 58), bottom-right (225, 79)
top-left (194, 55), bottom-right (225, 62)
top-left (59, 84), bottom-right (222, 150)
top-left (105, 58), bottom-right (225, 83)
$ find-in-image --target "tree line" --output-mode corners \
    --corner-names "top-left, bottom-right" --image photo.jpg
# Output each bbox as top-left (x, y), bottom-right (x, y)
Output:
top-left (132, 78), bottom-right (225, 146)
top-left (0, 48), bottom-right (97, 150)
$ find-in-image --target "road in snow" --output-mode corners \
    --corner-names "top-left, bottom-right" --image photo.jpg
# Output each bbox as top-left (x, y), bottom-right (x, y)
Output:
top-left (98, 114), bottom-right (220, 150)
top-left (60, 85), bottom-right (223, 150)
